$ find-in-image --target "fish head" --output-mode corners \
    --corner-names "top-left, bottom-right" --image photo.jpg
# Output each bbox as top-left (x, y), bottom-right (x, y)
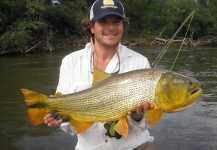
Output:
top-left (155, 71), bottom-right (203, 113)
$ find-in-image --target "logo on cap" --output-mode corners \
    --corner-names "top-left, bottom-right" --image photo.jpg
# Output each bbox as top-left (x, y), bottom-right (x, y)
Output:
top-left (101, 0), bottom-right (118, 9)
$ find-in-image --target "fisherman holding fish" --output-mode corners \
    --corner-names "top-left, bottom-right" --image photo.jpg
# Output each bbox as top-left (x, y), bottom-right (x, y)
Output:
top-left (44, 0), bottom-right (156, 149)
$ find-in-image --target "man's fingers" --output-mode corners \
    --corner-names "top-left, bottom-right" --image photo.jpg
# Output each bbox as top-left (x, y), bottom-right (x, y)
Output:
top-left (150, 104), bottom-right (155, 110)
top-left (49, 95), bottom-right (56, 98)
top-left (44, 117), bottom-right (63, 126)
top-left (48, 111), bottom-right (59, 119)
top-left (144, 102), bottom-right (155, 111)
top-left (44, 113), bottom-right (52, 120)
top-left (55, 119), bottom-right (63, 125)
top-left (136, 104), bottom-right (143, 114)
top-left (44, 116), bottom-right (55, 124)
top-left (128, 103), bottom-right (144, 115)
top-left (44, 110), bottom-right (67, 126)
top-left (47, 120), bottom-right (58, 126)
top-left (144, 101), bottom-right (150, 111)
top-left (128, 111), bottom-right (132, 115)
top-left (44, 111), bottom-right (58, 124)
top-left (56, 116), bottom-right (68, 123)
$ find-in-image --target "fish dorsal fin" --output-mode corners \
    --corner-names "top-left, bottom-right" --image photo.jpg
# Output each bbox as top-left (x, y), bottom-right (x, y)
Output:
top-left (92, 68), bottom-right (111, 86)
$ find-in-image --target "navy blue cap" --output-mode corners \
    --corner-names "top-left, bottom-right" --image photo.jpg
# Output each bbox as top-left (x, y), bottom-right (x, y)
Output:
top-left (90, 0), bottom-right (125, 21)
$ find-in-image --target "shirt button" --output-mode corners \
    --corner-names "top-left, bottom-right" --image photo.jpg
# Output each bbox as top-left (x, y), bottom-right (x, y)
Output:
top-left (105, 139), bottom-right (108, 142)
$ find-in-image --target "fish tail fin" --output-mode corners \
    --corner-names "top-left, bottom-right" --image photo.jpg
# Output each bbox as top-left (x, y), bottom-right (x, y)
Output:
top-left (21, 89), bottom-right (50, 126)
top-left (27, 108), bottom-right (49, 126)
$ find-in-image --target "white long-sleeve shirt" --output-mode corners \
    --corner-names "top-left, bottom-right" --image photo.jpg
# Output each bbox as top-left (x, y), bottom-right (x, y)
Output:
top-left (56, 43), bottom-right (154, 150)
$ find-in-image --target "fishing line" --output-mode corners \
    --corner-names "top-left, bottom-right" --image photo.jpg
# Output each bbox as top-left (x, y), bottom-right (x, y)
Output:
top-left (170, 10), bottom-right (195, 71)
top-left (151, 10), bottom-right (195, 69)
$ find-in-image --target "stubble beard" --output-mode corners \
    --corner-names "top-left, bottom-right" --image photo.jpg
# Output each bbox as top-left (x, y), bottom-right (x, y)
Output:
top-left (95, 36), bottom-right (121, 49)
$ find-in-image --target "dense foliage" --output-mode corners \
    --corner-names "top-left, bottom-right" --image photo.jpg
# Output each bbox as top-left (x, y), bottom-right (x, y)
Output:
top-left (0, 0), bottom-right (216, 54)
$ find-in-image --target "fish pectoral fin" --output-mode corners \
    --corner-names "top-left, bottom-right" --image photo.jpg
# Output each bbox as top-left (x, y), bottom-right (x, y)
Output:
top-left (145, 108), bottom-right (163, 126)
top-left (114, 117), bottom-right (129, 137)
top-left (92, 68), bottom-right (111, 86)
top-left (68, 117), bottom-right (93, 134)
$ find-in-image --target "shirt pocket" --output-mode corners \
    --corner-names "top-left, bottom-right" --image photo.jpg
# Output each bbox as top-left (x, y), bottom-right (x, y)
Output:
top-left (74, 82), bottom-right (92, 92)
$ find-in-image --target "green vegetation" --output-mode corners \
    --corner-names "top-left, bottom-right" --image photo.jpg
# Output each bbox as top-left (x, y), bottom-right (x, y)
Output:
top-left (0, 0), bottom-right (216, 54)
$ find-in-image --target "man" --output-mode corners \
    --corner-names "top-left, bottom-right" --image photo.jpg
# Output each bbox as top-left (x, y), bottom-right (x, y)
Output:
top-left (44, 0), bottom-right (156, 149)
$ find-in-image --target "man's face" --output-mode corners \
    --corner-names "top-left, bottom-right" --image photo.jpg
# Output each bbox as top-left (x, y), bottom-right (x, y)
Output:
top-left (90, 15), bottom-right (124, 49)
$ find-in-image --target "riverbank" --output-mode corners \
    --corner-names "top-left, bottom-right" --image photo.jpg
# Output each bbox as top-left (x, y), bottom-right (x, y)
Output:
top-left (0, 35), bottom-right (216, 55)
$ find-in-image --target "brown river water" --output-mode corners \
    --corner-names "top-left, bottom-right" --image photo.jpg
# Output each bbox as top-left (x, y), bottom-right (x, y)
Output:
top-left (0, 47), bottom-right (216, 150)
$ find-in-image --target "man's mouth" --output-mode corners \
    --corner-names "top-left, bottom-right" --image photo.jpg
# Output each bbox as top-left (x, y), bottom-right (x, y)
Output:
top-left (104, 33), bottom-right (117, 36)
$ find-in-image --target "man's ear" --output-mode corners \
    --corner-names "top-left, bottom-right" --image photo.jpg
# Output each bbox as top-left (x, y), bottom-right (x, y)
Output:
top-left (90, 25), bottom-right (94, 34)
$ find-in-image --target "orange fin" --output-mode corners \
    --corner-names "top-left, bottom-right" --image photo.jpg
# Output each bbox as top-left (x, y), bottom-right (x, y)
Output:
top-left (68, 117), bottom-right (93, 134)
top-left (114, 117), bottom-right (129, 137)
top-left (57, 111), bottom-right (93, 134)
top-left (145, 108), bottom-right (163, 126)
top-left (55, 92), bottom-right (62, 97)
top-left (59, 112), bottom-right (93, 134)
top-left (21, 89), bottom-right (50, 126)
top-left (21, 89), bottom-right (48, 105)
top-left (92, 68), bottom-right (111, 86)
top-left (27, 108), bottom-right (50, 126)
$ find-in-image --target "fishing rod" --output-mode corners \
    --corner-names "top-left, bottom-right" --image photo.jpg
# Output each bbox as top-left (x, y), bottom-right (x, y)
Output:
top-left (151, 10), bottom-right (195, 69)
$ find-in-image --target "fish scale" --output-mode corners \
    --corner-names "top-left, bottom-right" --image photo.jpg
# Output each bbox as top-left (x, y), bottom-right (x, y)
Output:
top-left (21, 68), bottom-right (202, 136)
top-left (48, 69), bottom-right (164, 122)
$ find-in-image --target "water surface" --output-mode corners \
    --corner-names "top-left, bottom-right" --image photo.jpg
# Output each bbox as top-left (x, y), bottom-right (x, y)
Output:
top-left (0, 47), bottom-right (216, 150)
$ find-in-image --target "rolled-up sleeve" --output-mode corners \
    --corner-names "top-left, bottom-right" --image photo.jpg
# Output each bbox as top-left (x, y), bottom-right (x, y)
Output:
top-left (128, 116), bottom-right (150, 135)
top-left (60, 122), bottom-right (77, 135)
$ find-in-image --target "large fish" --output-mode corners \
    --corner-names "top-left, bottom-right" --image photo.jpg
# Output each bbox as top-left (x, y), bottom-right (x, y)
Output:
top-left (21, 68), bottom-right (202, 137)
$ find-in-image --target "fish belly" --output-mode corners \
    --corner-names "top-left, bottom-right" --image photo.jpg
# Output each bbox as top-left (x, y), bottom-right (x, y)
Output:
top-left (49, 69), bottom-right (164, 122)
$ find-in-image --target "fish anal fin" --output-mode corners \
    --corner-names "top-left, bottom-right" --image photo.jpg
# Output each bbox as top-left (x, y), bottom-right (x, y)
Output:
top-left (92, 68), bottom-right (111, 86)
top-left (27, 108), bottom-right (50, 126)
top-left (145, 108), bottom-right (163, 126)
top-left (114, 117), bottom-right (129, 137)
top-left (67, 116), bottom-right (93, 134)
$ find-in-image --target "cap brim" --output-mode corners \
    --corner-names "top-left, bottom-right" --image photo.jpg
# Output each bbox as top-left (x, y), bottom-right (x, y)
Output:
top-left (92, 12), bottom-right (124, 21)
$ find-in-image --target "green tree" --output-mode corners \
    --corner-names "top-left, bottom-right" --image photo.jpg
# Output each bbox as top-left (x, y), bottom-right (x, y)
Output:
top-left (0, 0), bottom-right (216, 54)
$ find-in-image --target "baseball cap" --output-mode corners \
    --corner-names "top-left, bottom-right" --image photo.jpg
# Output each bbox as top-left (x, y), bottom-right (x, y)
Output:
top-left (90, 0), bottom-right (125, 21)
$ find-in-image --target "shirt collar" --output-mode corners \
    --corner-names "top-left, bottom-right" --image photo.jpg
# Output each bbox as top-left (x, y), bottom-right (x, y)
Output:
top-left (117, 43), bottom-right (132, 58)
top-left (81, 43), bottom-right (133, 73)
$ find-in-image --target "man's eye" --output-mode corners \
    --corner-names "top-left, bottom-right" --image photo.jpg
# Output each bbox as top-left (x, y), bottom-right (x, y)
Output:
top-left (114, 20), bottom-right (122, 23)
top-left (97, 19), bottom-right (122, 24)
top-left (98, 20), bottom-right (106, 23)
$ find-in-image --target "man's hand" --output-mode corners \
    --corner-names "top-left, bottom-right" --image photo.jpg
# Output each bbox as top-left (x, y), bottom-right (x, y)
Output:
top-left (128, 102), bottom-right (155, 122)
top-left (44, 94), bottom-right (66, 127)
top-left (44, 112), bottom-right (63, 126)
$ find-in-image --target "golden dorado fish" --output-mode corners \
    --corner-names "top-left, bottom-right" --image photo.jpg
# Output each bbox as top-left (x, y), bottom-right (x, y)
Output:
top-left (21, 68), bottom-right (202, 137)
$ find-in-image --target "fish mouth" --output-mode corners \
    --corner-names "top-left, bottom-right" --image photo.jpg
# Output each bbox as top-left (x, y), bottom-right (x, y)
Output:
top-left (189, 85), bottom-right (203, 102)
top-left (173, 87), bottom-right (202, 112)
top-left (191, 81), bottom-right (202, 96)
top-left (191, 88), bottom-right (202, 95)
